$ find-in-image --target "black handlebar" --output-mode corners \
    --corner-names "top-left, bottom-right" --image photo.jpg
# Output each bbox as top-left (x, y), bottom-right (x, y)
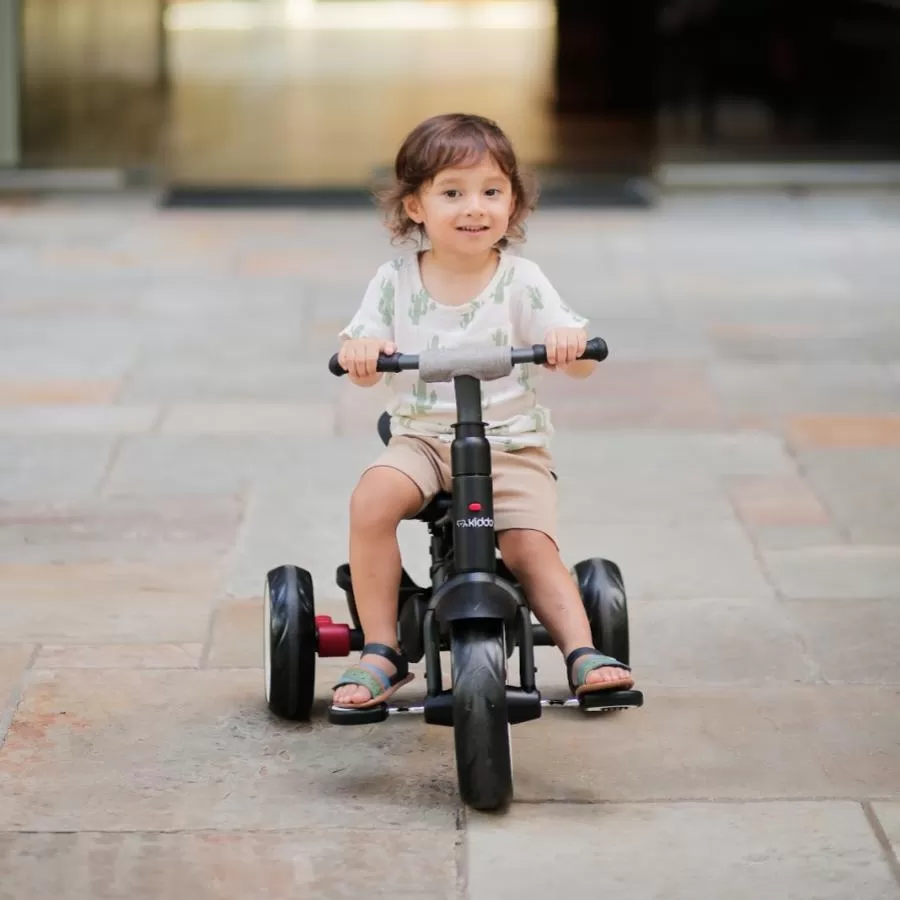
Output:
top-left (328, 336), bottom-right (608, 377)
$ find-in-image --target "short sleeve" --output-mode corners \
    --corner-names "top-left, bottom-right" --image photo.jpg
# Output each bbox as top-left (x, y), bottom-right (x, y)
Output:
top-left (339, 264), bottom-right (397, 341)
top-left (511, 260), bottom-right (588, 344)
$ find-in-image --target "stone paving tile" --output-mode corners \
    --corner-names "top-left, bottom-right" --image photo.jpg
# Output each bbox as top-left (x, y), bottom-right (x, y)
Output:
top-left (557, 467), bottom-right (736, 525)
top-left (102, 436), bottom-right (333, 495)
top-left (467, 802), bottom-right (900, 900)
top-left (750, 523), bottom-right (847, 551)
top-left (727, 474), bottom-right (831, 526)
top-left (550, 430), bottom-right (796, 479)
top-left (119, 358), bottom-right (333, 404)
top-left (542, 361), bottom-right (724, 428)
top-left (628, 597), bottom-right (814, 686)
top-left (0, 562), bottom-right (222, 643)
top-left (334, 378), bottom-right (392, 436)
top-left (508, 686), bottom-right (900, 802)
top-left (0, 436), bottom-right (116, 502)
top-left (783, 600), bottom-right (900, 684)
top-left (788, 415), bottom-right (900, 447)
top-left (873, 803), bottom-right (900, 858)
top-left (159, 403), bottom-right (334, 435)
top-left (762, 546), bottom-right (900, 601)
top-left (0, 405), bottom-right (157, 435)
top-left (206, 598), bottom-right (261, 668)
top-left (0, 644), bottom-right (33, 707)
top-left (34, 644), bottom-right (203, 669)
top-left (709, 324), bottom-right (900, 364)
top-left (0, 379), bottom-right (119, 405)
top-left (0, 321), bottom-right (139, 379)
top-left (0, 669), bottom-right (457, 831)
top-left (555, 519), bottom-right (774, 601)
top-left (794, 448), bottom-right (900, 542)
top-left (0, 830), bottom-right (458, 900)
top-left (710, 362), bottom-right (900, 419)
top-left (567, 319), bottom-right (714, 360)
top-left (0, 493), bottom-right (244, 564)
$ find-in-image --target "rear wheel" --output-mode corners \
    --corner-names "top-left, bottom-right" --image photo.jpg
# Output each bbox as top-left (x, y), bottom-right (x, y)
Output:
top-left (264, 565), bottom-right (317, 721)
top-left (450, 620), bottom-right (513, 811)
top-left (573, 558), bottom-right (629, 666)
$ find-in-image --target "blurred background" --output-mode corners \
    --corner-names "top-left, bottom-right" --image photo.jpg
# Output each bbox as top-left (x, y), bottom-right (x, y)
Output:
top-left (4, 0), bottom-right (900, 200)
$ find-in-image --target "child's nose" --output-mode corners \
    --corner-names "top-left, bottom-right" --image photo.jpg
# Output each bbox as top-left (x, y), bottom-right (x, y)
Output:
top-left (464, 195), bottom-right (485, 214)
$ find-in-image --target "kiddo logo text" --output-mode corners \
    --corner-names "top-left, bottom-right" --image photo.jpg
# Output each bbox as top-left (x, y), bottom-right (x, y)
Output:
top-left (456, 516), bottom-right (494, 529)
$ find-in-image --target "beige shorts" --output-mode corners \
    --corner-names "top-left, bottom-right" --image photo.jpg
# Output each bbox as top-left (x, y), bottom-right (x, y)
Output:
top-left (366, 434), bottom-right (558, 545)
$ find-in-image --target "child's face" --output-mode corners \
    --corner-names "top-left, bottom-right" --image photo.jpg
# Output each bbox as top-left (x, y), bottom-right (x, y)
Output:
top-left (403, 154), bottom-right (515, 257)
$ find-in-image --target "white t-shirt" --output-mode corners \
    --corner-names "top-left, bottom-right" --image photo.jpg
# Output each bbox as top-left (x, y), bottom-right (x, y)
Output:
top-left (339, 250), bottom-right (588, 450)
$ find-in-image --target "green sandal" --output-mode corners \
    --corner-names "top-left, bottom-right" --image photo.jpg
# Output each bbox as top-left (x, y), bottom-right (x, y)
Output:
top-left (566, 647), bottom-right (634, 697)
top-left (331, 643), bottom-right (414, 710)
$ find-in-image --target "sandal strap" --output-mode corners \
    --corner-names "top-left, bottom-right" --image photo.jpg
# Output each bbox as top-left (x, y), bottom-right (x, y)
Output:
top-left (566, 646), bottom-right (631, 690)
top-left (332, 666), bottom-right (388, 698)
top-left (360, 642), bottom-right (408, 676)
top-left (331, 643), bottom-right (409, 696)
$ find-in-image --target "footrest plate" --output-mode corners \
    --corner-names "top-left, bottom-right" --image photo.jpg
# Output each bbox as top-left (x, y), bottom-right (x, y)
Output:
top-left (328, 704), bottom-right (389, 725)
top-left (579, 688), bottom-right (643, 712)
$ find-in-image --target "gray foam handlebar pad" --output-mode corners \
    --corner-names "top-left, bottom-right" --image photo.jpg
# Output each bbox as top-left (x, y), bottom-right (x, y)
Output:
top-left (418, 346), bottom-right (514, 383)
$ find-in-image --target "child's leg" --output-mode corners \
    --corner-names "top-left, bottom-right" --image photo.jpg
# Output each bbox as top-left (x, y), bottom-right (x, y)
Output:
top-left (333, 436), bottom-right (443, 707)
top-left (332, 465), bottom-right (423, 706)
top-left (498, 529), bottom-right (633, 690)
top-left (490, 447), bottom-right (634, 691)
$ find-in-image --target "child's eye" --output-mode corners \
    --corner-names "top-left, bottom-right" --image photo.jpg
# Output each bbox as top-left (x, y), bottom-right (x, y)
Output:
top-left (485, 189), bottom-right (501, 197)
top-left (443, 190), bottom-right (460, 199)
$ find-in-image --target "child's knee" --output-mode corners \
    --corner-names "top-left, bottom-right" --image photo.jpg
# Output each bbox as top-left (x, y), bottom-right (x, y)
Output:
top-left (498, 528), bottom-right (556, 573)
top-left (350, 465), bottom-right (423, 530)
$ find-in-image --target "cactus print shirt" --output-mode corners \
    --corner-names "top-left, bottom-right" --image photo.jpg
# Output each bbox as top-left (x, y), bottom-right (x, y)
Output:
top-left (339, 251), bottom-right (588, 450)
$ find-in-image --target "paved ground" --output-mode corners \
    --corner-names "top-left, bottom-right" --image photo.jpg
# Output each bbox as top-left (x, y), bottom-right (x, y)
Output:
top-left (1, 189), bottom-right (900, 898)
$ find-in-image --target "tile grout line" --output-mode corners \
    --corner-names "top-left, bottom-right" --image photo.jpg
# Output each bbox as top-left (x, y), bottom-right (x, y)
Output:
top-left (454, 806), bottom-right (469, 900)
top-left (0, 644), bottom-right (42, 752)
top-left (781, 428), bottom-right (854, 544)
top-left (723, 476), bottom-right (826, 684)
top-left (94, 435), bottom-right (125, 496)
top-left (0, 795), bottom-right (897, 836)
top-left (862, 801), bottom-right (900, 891)
top-left (198, 606), bottom-right (220, 670)
top-left (199, 486), bottom-right (255, 669)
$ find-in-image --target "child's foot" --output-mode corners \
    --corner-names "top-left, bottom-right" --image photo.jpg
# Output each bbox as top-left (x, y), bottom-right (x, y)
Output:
top-left (331, 643), bottom-right (413, 709)
top-left (567, 647), bottom-right (634, 696)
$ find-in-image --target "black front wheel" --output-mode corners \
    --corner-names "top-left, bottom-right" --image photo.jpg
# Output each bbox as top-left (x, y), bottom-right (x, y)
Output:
top-left (450, 620), bottom-right (513, 812)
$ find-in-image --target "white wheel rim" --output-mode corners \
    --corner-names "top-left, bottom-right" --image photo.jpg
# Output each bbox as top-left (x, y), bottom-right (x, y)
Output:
top-left (263, 580), bottom-right (272, 702)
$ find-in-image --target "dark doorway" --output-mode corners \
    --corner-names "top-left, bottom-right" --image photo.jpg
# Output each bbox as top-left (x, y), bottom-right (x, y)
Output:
top-left (656, 0), bottom-right (900, 162)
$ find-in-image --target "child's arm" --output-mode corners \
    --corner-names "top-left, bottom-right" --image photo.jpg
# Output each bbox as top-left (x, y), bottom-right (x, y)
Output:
top-left (513, 263), bottom-right (595, 379)
top-left (338, 266), bottom-right (398, 386)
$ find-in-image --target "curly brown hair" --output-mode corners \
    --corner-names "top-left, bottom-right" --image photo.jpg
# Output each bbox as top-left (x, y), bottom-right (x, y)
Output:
top-left (376, 113), bottom-right (538, 249)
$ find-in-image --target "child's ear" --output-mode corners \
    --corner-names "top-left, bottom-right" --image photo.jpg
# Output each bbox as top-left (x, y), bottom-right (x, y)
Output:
top-left (403, 193), bottom-right (424, 224)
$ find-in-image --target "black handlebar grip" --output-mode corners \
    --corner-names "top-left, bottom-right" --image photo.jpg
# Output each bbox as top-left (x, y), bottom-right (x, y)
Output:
top-left (328, 351), bottom-right (404, 376)
top-left (328, 353), bottom-right (346, 376)
top-left (529, 336), bottom-right (608, 366)
top-left (582, 336), bottom-right (609, 362)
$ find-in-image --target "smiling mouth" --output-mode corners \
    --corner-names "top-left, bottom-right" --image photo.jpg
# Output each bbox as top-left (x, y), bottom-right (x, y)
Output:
top-left (457, 225), bottom-right (489, 232)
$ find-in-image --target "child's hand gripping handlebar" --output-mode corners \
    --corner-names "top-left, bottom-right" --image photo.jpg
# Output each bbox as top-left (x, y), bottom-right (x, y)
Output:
top-left (328, 337), bottom-right (608, 383)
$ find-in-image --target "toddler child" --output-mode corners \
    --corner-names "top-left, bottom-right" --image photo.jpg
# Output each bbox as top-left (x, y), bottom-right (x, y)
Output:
top-left (332, 112), bottom-right (635, 709)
